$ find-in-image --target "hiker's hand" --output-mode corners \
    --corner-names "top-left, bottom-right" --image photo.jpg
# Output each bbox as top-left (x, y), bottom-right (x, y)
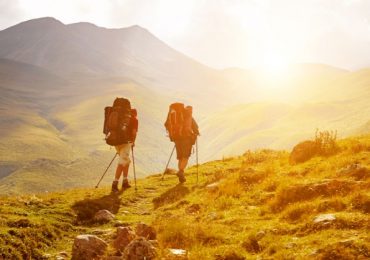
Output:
top-left (131, 142), bottom-right (135, 147)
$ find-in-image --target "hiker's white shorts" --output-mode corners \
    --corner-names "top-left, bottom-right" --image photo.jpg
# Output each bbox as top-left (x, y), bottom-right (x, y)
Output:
top-left (115, 143), bottom-right (131, 166)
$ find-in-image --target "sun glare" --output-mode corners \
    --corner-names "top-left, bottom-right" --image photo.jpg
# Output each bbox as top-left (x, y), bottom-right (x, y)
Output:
top-left (260, 52), bottom-right (290, 76)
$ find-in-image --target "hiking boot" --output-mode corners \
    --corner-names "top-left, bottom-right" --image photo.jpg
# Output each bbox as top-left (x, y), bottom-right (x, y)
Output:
top-left (111, 181), bottom-right (119, 193)
top-left (121, 179), bottom-right (131, 190)
top-left (176, 170), bottom-right (186, 183)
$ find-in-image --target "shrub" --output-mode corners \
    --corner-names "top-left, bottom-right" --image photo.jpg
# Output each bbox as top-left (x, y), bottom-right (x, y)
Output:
top-left (270, 180), bottom-right (355, 212)
top-left (243, 149), bottom-right (280, 165)
top-left (290, 129), bottom-right (339, 164)
top-left (351, 194), bottom-right (370, 214)
top-left (317, 198), bottom-right (346, 212)
top-left (283, 203), bottom-right (314, 222)
top-left (242, 234), bottom-right (261, 253)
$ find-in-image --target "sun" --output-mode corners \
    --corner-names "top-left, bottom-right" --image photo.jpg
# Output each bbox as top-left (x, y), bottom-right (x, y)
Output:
top-left (260, 52), bottom-right (290, 76)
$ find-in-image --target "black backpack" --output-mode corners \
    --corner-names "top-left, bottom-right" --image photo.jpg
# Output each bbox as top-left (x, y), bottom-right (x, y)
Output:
top-left (103, 97), bottom-right (131, 146)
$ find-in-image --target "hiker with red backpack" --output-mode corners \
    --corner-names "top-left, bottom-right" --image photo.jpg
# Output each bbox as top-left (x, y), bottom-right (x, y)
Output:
top-left (165, 103), bottom-right (199, 183)
top-left (103, 98), bottom-right (138, 192)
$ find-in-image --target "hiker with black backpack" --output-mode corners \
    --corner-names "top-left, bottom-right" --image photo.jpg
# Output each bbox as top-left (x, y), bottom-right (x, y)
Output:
top-left (103, 98), bottom-right (138, 192)
top-left (164, 103), bottom-right (199, 183)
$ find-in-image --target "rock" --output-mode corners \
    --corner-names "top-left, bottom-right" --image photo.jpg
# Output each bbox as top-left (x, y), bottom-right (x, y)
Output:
top-left (56, 251), bottom-right (68, 260)
top-left (185, 204), bottom-right (201, 214)
top-left (135, 223), bottom-right (156, 240)
top-left (113, 227), bottom-right (136, 251)
top-left (285, 242), bottom-right (297, 249)
top-left (72, 234), bottom-right (108, 260)
top-left (114, 221), bottom-right (130, 227)
top-left (58, 251), bottom-right (68, 257)
top-left (255, 230), bottom-right (266, 240)
top-left (206, 212), bottom-right (219, 220)
top-left (94, 210), bottom-right (115, 223)
top-left (42, 253), bottom-right (52, 259)
top-left (313, 213), bottom-right (336, 224)
top-left (166, 248), bottom-right (188, 259)
top-left (123, 238), bottom-right (157, 260)
top-left (205, 182), bottom-right (220, 191)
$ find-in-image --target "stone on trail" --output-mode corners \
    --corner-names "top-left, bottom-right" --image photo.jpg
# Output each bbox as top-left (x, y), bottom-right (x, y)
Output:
top-left (205, 182), bottom-right (220, 191)
top-left (72, 234), bottom-right (108, 260)
top-left (113, 227), bottom-right (136, 251)
top-left (123, 237), bottom-right (157, 260)
top-left (94, 209), bottom-right (115, 223)
top-left (166, 248), bottom-right (188, 259)
top-left (313, 213), bottom-right (336, 224)
top-left (135, 223), bottom-right (157, 240)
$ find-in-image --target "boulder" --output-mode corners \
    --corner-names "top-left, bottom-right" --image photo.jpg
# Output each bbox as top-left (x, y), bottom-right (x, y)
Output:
top-left (94, 210), bottom-right (115, 223)
top-left (123, 238), bottom-right (157, 260)
top-left (72, 234), bottom-right (108, 260)
top-left (113, 227), bottom-right (136, 251)
top-left (135, 223), bottom-right (156, 240)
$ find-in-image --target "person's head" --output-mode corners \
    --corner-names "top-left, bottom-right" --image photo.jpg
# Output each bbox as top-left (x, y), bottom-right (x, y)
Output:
top-left (131, 108), bottom-right (137, 117)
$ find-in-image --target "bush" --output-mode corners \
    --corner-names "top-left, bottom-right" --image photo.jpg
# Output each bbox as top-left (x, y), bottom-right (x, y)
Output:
top-left (290, 129), bottom-right (339, 164)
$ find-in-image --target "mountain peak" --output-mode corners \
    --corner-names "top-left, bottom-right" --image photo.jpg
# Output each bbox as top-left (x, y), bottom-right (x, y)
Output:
top-left (3, 17), bottom-right (64, 32)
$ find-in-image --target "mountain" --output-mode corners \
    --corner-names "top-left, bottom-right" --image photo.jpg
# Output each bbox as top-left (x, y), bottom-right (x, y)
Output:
top-left (0, 134), bottom-right (369, 259)
top-left (200, 65), bottom-right (370, 160)
top-left (0, 17), bottom-right (223, 96)
top-left (0, 17), bottom-right (369, 194)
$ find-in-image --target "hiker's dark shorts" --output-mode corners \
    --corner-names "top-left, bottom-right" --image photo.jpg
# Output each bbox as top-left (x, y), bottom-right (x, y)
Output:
top-left (175, 138), bottom-right (193, 159)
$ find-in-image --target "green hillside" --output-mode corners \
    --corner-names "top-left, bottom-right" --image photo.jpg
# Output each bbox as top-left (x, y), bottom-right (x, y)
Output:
top-left (0, 134), bottom-right (369, 259)
top-left (0, 17), bottom-right (369, 195)
top-left (200, 68), bottom-right (370, 161)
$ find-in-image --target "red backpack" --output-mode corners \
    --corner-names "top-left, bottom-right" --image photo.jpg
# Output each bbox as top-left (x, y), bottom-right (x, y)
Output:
top-left (165, 103), bottom-right (193, 142)
top-left (103, 97), bottom-right (132, 146)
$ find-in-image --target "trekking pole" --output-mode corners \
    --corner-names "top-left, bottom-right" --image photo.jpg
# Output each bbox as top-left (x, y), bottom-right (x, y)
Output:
top-left (95, 153), bottom-right (118, 188)
top-left (196, 139), bottom-right (199, 184)
top-left (161, 145), bottom-right (176, 180)
top-left (131, 145), bottom-right (137, 191)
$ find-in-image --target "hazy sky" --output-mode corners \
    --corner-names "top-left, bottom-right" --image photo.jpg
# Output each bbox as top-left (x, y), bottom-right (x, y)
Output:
top-left (0, 0), bottom-right (369, 70)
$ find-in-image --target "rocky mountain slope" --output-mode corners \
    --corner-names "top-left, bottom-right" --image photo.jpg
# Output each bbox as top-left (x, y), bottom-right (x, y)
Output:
top-left (0, 134), bottom-right (368, 259)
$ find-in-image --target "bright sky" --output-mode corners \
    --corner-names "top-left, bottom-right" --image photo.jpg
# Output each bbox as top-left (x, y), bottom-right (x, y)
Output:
top-left (0, 0), bottom-right (369, 70)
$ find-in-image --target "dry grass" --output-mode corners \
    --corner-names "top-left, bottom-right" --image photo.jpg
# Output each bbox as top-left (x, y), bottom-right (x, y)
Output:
top-left (1, 134), bottom-right (369, 259)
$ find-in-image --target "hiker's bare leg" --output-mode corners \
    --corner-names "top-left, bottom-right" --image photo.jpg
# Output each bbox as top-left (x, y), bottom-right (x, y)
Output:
top-left (115, 164), bottom-right (124, 180)
top-left (178, 158), bottom-right (189, 171)
top-left (122, 163), bottom-right (131, 188)
top-left (123, 164), bottom-right (129, 178)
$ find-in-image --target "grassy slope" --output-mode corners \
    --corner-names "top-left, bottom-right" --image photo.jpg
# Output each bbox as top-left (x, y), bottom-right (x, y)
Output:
top-left (0, 134), bottom-right (369, 259)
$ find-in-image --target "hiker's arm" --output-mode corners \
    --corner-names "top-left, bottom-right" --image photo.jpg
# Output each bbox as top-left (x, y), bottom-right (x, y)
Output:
top-left (192, 119), bottom-right (200, 136)
top-left (131, 119), bottom-right (138, 145)
top-left (132, 129), bottom-right (137, 144)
